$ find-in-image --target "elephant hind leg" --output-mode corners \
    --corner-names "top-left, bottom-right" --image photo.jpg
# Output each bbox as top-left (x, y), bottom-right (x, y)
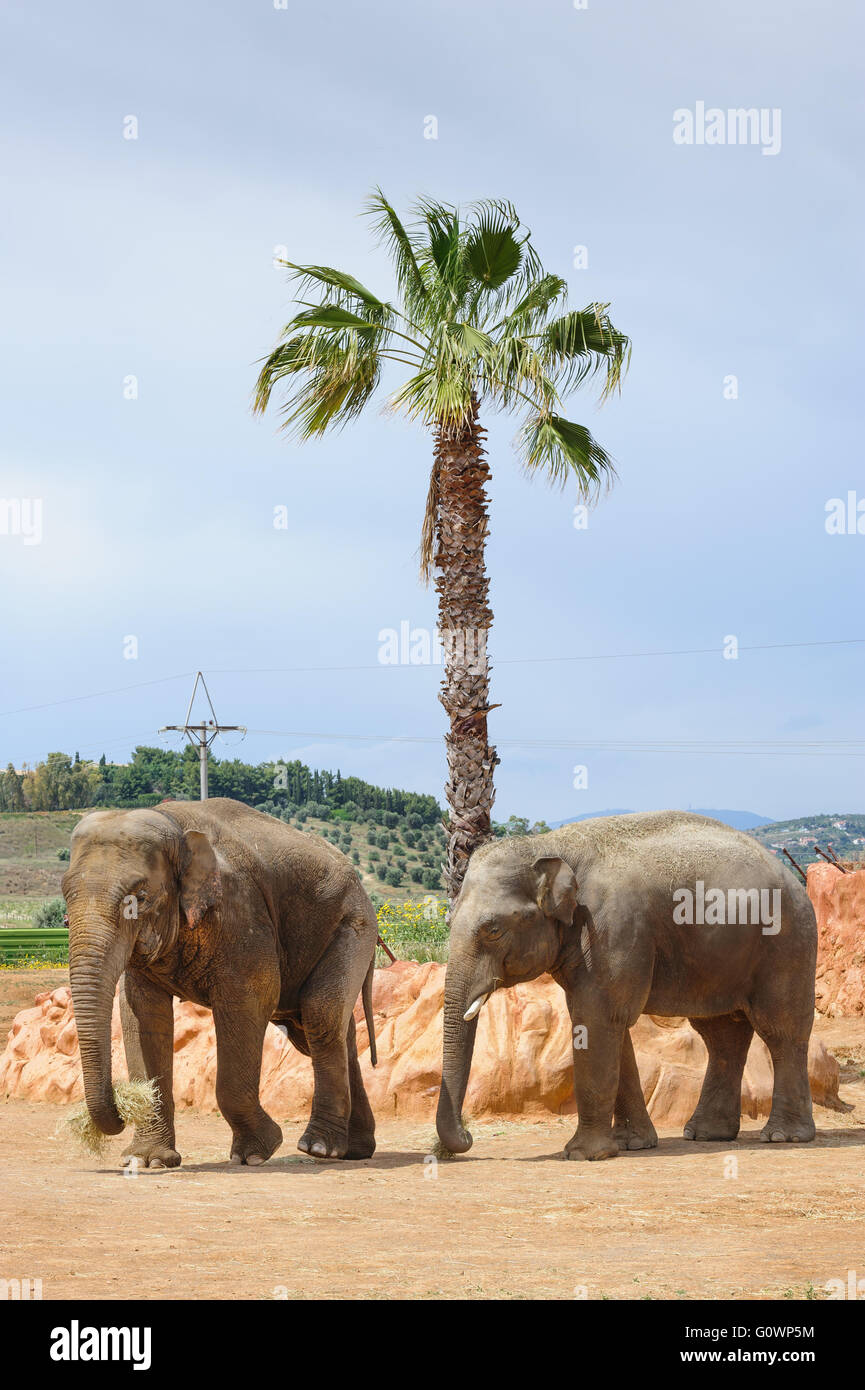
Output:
top-left (346, 1015), bottom-right (376, 1159)
top-left (684, 1012), bottom-right (753, 1141)
top-left (286, 1013), bottom-right (376, 1160)
top-left (756, 1037), bottom-right (815, 1143)
top-left (613, 1030), bottom-right (658, 1151)
top-left (745, 1006), bottom-right (815, 1144)
top-left (297, 927), bottom-right (377, 1161)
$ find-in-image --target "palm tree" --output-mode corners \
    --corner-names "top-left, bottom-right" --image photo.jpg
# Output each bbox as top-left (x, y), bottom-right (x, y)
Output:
top-left (253, 191), bottom-right (629, 900)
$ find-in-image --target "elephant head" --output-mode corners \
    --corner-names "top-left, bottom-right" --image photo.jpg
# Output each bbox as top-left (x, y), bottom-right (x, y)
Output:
top-left (61, 808), bottom-right (221, 1136)
top-left (436, 842), bottom-right (579, 1154)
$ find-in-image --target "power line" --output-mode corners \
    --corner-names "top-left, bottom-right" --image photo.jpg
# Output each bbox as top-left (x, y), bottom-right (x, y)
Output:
top-left (240, 728), bottom-right (865, 757)
top-left (0, 672), bottom-right (194, 719)
top-left (208, 635), bottom-right (865, 674)
top-left (1, 634), bottom-right (862, 721)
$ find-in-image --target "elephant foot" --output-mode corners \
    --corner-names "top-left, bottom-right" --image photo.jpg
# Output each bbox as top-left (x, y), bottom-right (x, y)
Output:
top-left (759, 1116), bottom-right (816, 1144)
top-left (683, 1113), bottom-right (740, 1142)
top-left (345, 1128), bottom-right (376, 1160)
top-left (228, 1115), bottom-right (283, 1166)
top-left (297, 1118), bottom-right (351, 1160)
top-left (122, 1140), bottom-right (181, 1170)
top-left (564, 1128), bottom-right (619, 1162)
top-left (613, 1117), bottom-right (658, 1151)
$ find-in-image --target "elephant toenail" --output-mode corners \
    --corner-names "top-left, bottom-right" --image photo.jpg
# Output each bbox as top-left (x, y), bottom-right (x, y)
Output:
top-left (247, 1153), bottom-right (265, 1166)
top-left (311, 1141), bottom-right (327, 1156)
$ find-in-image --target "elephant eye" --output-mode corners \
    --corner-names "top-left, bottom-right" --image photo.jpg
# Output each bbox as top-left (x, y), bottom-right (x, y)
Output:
top-left (484, 923), bottom-right (503, 939)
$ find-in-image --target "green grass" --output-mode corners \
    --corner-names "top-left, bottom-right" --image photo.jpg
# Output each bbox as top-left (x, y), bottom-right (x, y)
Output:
top-left (0, 897), bottom-right (46, 927)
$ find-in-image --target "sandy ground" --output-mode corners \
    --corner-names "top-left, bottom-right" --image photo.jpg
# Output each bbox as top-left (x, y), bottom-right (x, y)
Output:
top-left (2, 969), bottom-right (865, 1301)
top-left (3, 1101), bottom-right (864, 1301)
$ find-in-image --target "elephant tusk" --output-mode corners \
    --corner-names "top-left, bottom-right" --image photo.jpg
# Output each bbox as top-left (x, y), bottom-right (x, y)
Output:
top-left (463, 992), bottom-right (490, 1022)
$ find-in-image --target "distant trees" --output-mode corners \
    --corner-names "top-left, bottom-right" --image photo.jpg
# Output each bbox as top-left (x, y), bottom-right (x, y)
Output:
top-left (0, 764), bottom-right (25, 811)
top-left (0, 745), bottom-right (442, 822)
top-left (493, 815), bottom-right (552, 838)
top-left (19, 752), bottom-right (93, 811)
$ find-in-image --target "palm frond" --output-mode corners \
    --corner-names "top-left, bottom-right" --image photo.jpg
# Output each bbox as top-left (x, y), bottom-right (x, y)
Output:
top-left (518, 412), bottom-right (617, 495)
top-left (254, 328), bottom-right (383, 438)
top-left (496, 273), bottom-right (567, 332)
top-left (542, 304), bottom-right (631, 400)
top-left (464, 212), bottom-right (523, 291)
top-left (279, 261), bottom-right (390, 318)
top-left (363, 188), bottom-right (428, 318)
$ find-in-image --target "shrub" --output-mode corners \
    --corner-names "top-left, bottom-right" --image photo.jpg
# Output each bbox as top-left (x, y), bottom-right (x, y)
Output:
top-left (384, 867), bottom-right (402, 887)
top-left (34, 897), bottom-right (66, 930)
top-left (57, 847), bottom-right (70, 862)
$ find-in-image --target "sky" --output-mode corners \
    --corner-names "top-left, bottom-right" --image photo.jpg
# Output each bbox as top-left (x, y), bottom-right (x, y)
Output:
top-left (1, 0), bottom-right (863, 824)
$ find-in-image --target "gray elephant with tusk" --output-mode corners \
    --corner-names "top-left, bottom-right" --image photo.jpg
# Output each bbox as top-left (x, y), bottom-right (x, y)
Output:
top-left (62, 798), bottom-right (378, 1168)
top-left (436, 811), bottom-right (818, 1161)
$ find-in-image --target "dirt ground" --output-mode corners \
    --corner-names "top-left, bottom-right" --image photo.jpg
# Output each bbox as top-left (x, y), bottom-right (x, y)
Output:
top-left (2, 970), bottom-right (865, 1301)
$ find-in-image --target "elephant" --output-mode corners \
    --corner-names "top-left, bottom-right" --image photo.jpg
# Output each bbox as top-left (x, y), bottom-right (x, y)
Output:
top-left (436, 811), bottom-right (818, 1161)
top-left (61, 797), bottom-right (379, 1168)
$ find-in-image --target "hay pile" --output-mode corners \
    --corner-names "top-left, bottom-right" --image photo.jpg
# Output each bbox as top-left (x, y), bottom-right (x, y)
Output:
top-left (60, 1080), bottom-right (160, 1157)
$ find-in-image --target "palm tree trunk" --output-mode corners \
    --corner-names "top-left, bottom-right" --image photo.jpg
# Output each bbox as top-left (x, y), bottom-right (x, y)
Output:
top-left (433, 395), bottom-right (498, 901)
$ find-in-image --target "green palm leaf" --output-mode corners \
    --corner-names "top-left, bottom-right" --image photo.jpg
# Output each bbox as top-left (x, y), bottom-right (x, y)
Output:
top-left (519, 413), bottom-right (617, 494)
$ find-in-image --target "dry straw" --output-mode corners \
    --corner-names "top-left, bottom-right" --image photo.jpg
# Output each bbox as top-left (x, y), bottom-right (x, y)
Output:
top-left (60, 1080), bottom-right (161, 1157)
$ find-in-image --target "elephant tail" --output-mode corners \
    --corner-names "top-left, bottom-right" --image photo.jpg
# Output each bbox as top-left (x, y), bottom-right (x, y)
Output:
top-left (362, 957), bottom-right (377, 1067)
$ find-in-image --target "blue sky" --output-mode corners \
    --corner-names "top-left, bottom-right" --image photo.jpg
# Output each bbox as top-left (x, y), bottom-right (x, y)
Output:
top-left (1, 0), bottom-right (862, 823)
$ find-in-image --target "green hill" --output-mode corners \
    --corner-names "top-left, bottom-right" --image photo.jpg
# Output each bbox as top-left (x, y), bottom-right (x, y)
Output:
top-left (0, 804), bottom-right (446, 929)
top-left (747, 814), bottom-right (865, 869)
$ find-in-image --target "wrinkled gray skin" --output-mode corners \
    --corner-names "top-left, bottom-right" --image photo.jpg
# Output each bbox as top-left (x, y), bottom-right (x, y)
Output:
top-left (437, 811), bottom-right (817, 1161)
top-left (62, 798), bottom-right (378, 1168)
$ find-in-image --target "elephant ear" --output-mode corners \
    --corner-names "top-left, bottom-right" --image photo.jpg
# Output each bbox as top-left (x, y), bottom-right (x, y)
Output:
top-left (532, 857), bottom-right (579, 925)
top-left (179, 830), bottom-right (222, 928)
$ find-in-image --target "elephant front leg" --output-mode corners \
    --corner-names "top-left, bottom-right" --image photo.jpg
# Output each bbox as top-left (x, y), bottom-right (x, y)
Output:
top-left (212, 1004), bottom-right (283, 1166)
top-left (119, 971), bottom-right (181, 1169)
top-left (565, 1003), bottom-right (625, 1162)
top-left (612, 1030), bottom-right (658, 1151)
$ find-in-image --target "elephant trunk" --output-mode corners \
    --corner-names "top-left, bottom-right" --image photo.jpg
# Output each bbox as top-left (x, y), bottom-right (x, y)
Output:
top-left (68, 902), bottom-right (133, 1136)
top-left (436, 957), bottom-right (481, 1154)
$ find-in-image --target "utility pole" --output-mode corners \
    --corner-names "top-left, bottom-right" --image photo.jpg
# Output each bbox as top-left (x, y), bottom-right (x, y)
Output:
top-left (159, 672), bottom-right (246, 801)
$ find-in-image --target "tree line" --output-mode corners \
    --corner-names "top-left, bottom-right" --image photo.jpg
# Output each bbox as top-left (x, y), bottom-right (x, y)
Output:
top-left (0, 748), bottom-right (442, 824)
